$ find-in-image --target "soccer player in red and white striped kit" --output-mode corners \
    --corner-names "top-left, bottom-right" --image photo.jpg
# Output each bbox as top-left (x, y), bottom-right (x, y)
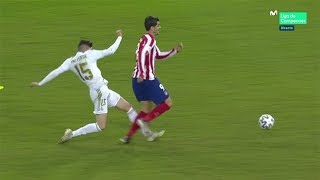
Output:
top-left (120, 16), bottom-right (183, 143)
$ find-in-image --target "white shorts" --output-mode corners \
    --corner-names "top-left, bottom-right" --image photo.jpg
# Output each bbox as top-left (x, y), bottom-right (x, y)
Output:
top-left (89, 85), bottom-right (121, 114)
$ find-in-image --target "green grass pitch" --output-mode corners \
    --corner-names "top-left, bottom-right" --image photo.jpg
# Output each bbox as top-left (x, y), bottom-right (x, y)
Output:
top-left (0, 0), bottom-right (319, 179)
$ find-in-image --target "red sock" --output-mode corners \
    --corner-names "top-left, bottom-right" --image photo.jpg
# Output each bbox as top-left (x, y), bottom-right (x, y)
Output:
top-left (127, 111), bottom-right (147, 137)
top-left (143, 103), bottom-right (171, 122)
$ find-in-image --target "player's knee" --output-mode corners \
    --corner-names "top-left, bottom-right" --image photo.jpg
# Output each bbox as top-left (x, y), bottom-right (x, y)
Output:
top-left (97, 122), bottom-right (106, 130)
top-left (96, 115), bottom-right (107, 130)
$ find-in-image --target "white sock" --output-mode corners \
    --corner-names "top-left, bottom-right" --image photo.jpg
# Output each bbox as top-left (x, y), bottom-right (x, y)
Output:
top-left (127, 108), bottom-right (147, 136)
top-left (72, 123), bottom-right (101, 137)
top-left (127, 107), bottom-right (138, 123)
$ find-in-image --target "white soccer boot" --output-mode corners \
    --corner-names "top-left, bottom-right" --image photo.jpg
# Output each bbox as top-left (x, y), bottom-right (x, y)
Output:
top-left (136, 119), bottom-right (153, 137)
top-left (58, 129), bottom-right (73, 144)
top-left (147, 130), bottom-right (166, 142)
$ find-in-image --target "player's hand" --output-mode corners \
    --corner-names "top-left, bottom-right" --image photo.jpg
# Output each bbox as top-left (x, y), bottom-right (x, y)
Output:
top-left (175, 42), bottom-right (183, 53)
top-left (30, 82), bottom-right (40, 88)
top-left (137, 77), bottom-right (144, 83)
top-left (116, 30), bottom-right (123, 37)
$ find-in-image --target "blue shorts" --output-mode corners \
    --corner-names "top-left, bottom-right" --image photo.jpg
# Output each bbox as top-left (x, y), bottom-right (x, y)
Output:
top-left (132, 78), bottom-right (169, 105)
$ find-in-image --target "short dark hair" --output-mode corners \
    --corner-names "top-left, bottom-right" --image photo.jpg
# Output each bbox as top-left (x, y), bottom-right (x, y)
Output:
top-left (78, 40), bottom-right (93, 48)
top-left (144, 16), bottom-right (159, 31)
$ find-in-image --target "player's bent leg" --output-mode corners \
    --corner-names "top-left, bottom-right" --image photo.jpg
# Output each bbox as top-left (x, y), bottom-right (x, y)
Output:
top-left (143, 97), bottom-right (172, 123)
top-left (120, 101), bottom-right (154, 144)
top-left (115, 97), bottom-right (132, 112)
top-left (136, 101), bottom-right (154, 135)
top-left (130, 101), bottom-right (153, 135)
top-left (115, 97), bottom-right (138, 123)
top-left (121, 111), bottom-right (147, 143)
top-left (59, 84), bottom-right (108, 144)
top-left (107, 90), bottom-right (138, 124)
top-left (140, 79), bottom-right (171, 123)
top-left (96, 113), bottom-right (107, 130)
top-left (114, 97), bottom-right (150, 144)
top-left (114, 97), bottom-right (151, 137)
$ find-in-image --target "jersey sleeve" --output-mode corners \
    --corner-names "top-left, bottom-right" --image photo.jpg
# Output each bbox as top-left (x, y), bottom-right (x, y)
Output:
top-left (38, 58), bottom-right (71, 86)
top-left (155, 45), bottom-right (177, 60)
top-left (90, 36), bottom-right (122, 60)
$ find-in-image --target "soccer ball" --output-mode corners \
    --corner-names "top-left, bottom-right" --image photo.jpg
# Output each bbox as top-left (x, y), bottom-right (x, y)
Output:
top-left (258, 114), bottom-right (275, 129)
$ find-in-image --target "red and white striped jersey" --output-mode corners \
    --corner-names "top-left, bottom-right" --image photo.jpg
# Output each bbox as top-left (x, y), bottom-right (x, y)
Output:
top-left (132, 33), bottom-right (177, 80)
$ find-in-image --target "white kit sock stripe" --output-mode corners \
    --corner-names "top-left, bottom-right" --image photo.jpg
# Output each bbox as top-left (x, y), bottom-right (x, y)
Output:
top-left (127, 107), bottom-right (133, 114)
top-left (95, 123), bottom-right (102, 131)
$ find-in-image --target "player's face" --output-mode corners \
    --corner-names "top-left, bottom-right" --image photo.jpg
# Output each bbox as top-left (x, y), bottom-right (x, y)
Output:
top-left (152, 21), bottom-right (161, 36)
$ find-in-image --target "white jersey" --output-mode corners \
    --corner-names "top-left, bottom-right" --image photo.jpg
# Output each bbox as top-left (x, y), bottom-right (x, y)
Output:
top-left (38, 37), bottom-right (122, 89)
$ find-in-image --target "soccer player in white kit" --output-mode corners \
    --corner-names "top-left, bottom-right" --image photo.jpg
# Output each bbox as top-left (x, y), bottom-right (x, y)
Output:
top-left (30, 30), bottom-right (153, 143)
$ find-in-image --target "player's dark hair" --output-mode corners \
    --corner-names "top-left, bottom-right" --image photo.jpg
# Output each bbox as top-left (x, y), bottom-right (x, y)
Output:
top-left (78, 40), bottom-right (93, 48)
top-left (144, 16), bottom-right (159, 31)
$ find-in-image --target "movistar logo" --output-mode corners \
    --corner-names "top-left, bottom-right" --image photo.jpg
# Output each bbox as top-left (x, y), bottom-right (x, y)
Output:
top-left (270, 10), bottom-right (278, 16)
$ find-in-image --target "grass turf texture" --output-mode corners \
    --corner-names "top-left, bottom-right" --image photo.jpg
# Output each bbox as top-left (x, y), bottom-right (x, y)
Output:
top-left (0, 0), bottom-right (319, 179)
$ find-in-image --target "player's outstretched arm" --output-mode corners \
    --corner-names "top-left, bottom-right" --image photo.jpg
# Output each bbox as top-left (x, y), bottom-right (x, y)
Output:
top-left (30, 68), bottom-right (63, 87)
top-left (100, 30), bottom-right (123, 57)
top-left (155, 42), bottom-right (183, 60)
top-left (30, 59), bottom-right (70, 87)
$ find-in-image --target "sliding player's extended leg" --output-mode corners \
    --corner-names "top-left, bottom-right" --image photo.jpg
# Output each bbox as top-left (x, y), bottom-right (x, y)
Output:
top-left (57, 113), bottom-right (106, 144)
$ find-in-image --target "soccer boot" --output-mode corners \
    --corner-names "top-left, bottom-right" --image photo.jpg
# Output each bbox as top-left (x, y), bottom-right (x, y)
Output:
top-left (119, 136), bottom-right (131, 144)
top-left (58, 129), bottom-right (73, 144)
top-left (147, 130), bottom-right (166, 142)
top-left (136, 119), bottom-right (153, 137)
